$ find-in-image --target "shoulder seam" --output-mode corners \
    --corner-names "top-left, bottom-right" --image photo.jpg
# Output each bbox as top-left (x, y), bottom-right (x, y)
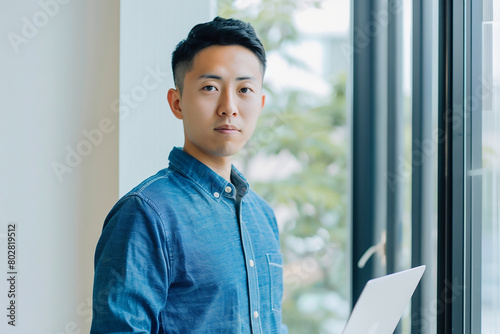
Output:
top-left (135, 170), bottom-right (173, 194)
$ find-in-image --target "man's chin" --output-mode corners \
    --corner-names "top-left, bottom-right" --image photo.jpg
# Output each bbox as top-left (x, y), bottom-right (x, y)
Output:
top-left (211, 148), bottom-right (240, 158)
top-left (210, 142), bottom-right (248, 157)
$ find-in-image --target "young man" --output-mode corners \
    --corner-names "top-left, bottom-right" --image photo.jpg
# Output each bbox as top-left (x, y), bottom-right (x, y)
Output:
top-left (91, 17), bottom-right (287, 333)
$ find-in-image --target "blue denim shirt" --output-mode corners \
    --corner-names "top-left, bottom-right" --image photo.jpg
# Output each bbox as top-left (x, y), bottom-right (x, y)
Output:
top-left (91, 147), bottom-right (287, 333)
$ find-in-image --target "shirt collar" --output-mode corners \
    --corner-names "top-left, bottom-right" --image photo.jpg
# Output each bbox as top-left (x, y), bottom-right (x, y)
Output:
top-left (167, 147), bottom-right (249, 201)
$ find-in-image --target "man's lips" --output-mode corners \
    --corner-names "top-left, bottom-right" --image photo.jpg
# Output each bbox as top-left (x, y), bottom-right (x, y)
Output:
top-left (214, 125), bottom-right (240, 133)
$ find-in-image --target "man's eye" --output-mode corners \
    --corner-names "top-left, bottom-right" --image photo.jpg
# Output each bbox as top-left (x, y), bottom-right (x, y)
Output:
top-left (203, 86), bottom-right (217, 92)
top-left (240, 87), bottom-right (252, 94)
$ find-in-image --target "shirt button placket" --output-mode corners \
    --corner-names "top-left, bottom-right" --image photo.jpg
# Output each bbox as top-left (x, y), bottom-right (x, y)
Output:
top-left (248, 258), bottom-right (259, 331)
top-left (239, 206), bottom-right (260, 333)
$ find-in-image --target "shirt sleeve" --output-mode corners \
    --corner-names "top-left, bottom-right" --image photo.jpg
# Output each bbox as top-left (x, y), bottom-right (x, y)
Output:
top-left (91, 195), bottom-right (170, 334)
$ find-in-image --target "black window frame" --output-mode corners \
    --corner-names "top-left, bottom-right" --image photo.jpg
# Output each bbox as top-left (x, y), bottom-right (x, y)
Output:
top-left (352, 0), bottom-right (485, 333)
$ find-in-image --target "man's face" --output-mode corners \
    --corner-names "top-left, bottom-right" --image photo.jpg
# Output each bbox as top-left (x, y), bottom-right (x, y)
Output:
top-left (168, 45), bottom-right (265, 163)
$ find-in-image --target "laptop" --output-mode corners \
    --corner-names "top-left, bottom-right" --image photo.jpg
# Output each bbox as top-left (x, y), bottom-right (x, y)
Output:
top-left (342, 265), bottom-right (426, 334)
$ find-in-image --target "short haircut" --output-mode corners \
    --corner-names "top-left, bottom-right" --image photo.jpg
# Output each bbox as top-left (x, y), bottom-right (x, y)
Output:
top-left (171, 16), bottom-right (266, 93)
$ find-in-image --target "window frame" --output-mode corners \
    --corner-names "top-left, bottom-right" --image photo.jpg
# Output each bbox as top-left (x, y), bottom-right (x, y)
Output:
top-left (352, 0), bottom-right (485, 333)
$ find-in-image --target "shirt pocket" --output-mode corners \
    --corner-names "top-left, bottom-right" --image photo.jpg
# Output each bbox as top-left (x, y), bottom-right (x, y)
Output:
top-left (266, 253), bottom-right (284, 312)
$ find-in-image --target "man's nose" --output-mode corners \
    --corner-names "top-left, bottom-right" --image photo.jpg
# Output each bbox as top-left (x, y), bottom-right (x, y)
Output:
top-left (217, 89), bottom-right (238, 117)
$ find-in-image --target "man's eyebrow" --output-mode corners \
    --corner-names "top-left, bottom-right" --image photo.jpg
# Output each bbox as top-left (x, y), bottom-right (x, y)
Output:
top-left (235, 76), bottom-right (256, 81)
top-left (198, 74), bottom-right (256, 81)
top-left (199, 74), bottom-right (222, 80)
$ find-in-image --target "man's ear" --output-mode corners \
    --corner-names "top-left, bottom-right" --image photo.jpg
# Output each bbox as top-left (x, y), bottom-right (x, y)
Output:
top-left (261, 94), bottom-right (266, 109)
top-left (167, 88), bottom-right (183, 120)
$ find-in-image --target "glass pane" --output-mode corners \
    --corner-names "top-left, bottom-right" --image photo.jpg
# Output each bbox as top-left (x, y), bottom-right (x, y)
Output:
top-left (400, 0), bottom-right (414, 331)
top-left (481, 0), bottom-right (500, 332)
top-left (218, 0), bottom-right (350, 332)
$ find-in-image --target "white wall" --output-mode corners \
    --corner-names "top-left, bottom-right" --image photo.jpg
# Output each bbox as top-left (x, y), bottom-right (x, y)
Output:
top-left (1, 1), bottom-right (120, 332)
top-left (119, 0), bottom-right (216, 195)
top-left (0, 1), bottom-right (215, 332)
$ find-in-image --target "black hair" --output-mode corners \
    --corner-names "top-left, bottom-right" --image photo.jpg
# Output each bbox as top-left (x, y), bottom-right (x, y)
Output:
top-left (171, 16), bottom-right (266, 93)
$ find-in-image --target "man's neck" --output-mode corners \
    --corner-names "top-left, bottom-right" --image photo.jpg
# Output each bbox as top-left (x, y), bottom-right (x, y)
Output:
top-left (182, 146), bottom-right (233, 182)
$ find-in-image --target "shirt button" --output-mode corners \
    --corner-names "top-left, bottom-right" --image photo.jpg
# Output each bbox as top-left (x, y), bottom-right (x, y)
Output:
top-left (213, 192), bottom-right (220, 198)
top-left (225, 186), bottom-right (232, 193)
top-left (249, 259), bottom-right (255, 267)
top-left (253, 311), bottom-right (259, 318)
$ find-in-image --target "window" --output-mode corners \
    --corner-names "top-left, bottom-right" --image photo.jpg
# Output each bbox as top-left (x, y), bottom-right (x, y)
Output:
top-left (440, 0), bottom-right (499, 332)
top-left (472, 0), bottom-right (500, 332)
top-left (351, 1), bottom-right (439, 333)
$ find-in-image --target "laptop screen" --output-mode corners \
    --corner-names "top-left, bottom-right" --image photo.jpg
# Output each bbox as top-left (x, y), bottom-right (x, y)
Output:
top-left (342, 265), bottom-right (426, 334)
